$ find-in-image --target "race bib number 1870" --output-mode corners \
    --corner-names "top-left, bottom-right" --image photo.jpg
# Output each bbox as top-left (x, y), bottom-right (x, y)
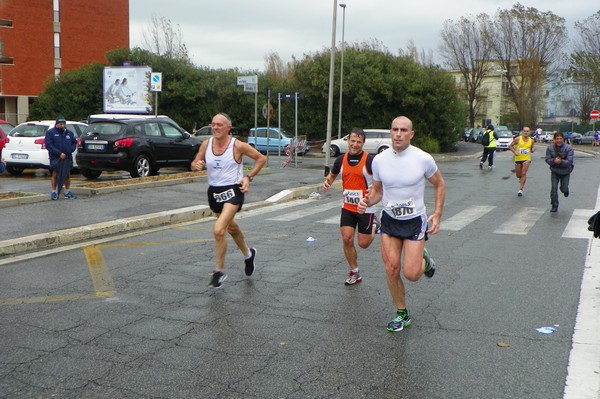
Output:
top-left (389, 198), bottom-right (415, 217)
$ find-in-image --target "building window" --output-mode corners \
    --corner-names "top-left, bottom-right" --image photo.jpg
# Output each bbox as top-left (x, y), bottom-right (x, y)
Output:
top-left (0, 40), bottom-right (13, 64)
top-left (0, 19), bottom-right (13, 27)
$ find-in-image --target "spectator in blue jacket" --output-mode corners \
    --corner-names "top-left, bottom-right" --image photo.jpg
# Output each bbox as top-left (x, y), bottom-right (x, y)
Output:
top-left (44, 116), bottom-right (77, 200)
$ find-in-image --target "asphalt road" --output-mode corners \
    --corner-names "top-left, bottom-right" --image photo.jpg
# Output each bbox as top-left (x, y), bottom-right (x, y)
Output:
top-left (1, 146), bottom-right (600, 398)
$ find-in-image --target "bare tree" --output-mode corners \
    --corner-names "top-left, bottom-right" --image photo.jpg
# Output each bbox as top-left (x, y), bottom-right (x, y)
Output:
top-left (142, 15), bottom-right (189, 62)
top-left (399, 40), bottom-right (435, 67)
top-left (439, 14), bottom-right (493, 127)
top-left (569, 10), bottom-right (600, 116)
top-left (488, 3), bottom-right (567, 126)
top-left (263, 52), bottom-right (296, 80)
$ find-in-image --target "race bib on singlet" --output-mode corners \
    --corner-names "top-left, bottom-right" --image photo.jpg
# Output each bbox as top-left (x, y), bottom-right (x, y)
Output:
top-left (519, 148), bottom-right (529, 155)
top-left (213, 188), bottom-right (235, 203)
top-left (343, 189), bottom-right (363, 205)
top-left (388, 198), bottom-right (415, 217)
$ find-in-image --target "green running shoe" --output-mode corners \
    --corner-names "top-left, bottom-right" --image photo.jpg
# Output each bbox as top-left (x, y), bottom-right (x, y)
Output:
top-left (387, 309), bottom-right (412, 332)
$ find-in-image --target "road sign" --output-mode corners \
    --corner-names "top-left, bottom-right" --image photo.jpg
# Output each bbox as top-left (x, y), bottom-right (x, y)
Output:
top-left (237, 75), bottom-right (257, 86)
top-left (278, 92), bottom-right (304, 101)
top-left (262, 102), bottom-right (274, 119)
top-left (244, 83), bottom-right (257, 93)
top-left (150, 72), bottom-right (162, 92)
top-left (591, 109), bottom-right (599, 120)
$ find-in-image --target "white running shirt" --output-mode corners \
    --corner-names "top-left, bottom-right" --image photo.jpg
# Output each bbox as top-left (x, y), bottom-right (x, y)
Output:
top-left (206, 137), bottom-right (243, 186)
top-left (373, 145), bottom-right (438, 221)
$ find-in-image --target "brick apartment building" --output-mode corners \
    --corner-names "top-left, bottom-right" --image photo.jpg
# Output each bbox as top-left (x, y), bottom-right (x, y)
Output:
top-left (0, 0), bottom-right (129, 124)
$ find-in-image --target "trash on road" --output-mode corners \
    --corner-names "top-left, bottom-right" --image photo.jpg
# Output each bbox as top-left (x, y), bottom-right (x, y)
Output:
top-left (306, 237), bottom-right (316, 242)
top-left (536, 325), bottom-right (559, 334)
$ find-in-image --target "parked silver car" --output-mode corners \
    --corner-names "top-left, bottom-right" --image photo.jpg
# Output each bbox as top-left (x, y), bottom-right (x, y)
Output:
top-left (321, 129), bottom-right (391, 157)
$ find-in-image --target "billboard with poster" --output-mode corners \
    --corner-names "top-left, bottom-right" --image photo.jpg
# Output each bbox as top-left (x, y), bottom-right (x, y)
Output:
top-left (103, 66), bottom-right (152, 113)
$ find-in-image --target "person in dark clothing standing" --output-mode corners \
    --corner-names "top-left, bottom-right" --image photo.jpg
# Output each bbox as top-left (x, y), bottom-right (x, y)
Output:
top-left (479, 125), bottom-right (498, 169)
top-left (44, 116), bottom-right (77, 200)
top-left (544, 131), bottom-right (574, 213)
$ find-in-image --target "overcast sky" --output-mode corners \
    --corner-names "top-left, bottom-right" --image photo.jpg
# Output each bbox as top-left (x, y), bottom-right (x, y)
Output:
top-left (129, 0), bottom-right (593, 71)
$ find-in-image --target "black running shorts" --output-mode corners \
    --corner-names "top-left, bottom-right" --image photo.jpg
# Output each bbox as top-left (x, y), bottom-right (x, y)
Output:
top-left (380, 212), bottom-right (428, 241)
top-left (207, 184), bottom-right (244, 214)
top-left (340, 208), bottom-right (375, 235)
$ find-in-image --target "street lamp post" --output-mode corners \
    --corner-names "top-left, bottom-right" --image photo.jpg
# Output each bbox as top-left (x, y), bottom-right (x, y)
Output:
top-left (497, 69), bottom-right (507, 125)
top-left (324, 0), bottom-right (338, 177)
top-left (337, 3), bottom-right (346, 140)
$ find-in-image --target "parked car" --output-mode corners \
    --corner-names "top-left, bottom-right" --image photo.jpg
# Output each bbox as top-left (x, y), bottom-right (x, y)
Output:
top-left (495, 129), bottom-right (513, 150)
top-left (0, 119), bottom-right (15, 158)
top-left (247, 127), bottom-right (310, 155)
top-left (570, 132), bottom-right (582, 144)
top-left (541, 131), bottom-right (555, 143)
top-left (470, 128), bottom-right (484, 143)
top-left (2, 120), bottom-right (87, 175)
top-left (192, 125), bottom-right (239, 142)
top-left (463, 128), bottom-right (474, 142)
top-left (321, 129), bottom-right (392, 157)
top-left (76, 116), bottom-right (201, 179)
top-left (573, 131), bottom-right (596, 145)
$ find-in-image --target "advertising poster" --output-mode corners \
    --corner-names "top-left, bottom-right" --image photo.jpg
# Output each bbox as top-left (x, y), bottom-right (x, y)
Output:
top-left (103, 66), bottom-right (152, 113)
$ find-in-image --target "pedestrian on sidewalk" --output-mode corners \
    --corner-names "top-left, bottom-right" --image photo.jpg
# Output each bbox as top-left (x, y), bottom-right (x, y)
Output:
top-left (44, 116), bottom-right (77, 200)
top-left (358, 116), bottom-right (446, 332)
top-left (479, 124), bottom-right (498, 170)
top-left (509, 127), bottom-right (536, 197)
top-left (322, 128), bottom-right (379, 286)
top-left (545, 132), bottom-right (574, 212)
top-left (191, 113), bottom-right (266, 288)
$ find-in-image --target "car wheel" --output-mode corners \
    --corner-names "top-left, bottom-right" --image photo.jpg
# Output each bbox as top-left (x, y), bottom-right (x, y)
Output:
top-left (377, 146), bottom-right (389, 154)
top-left (81, 168), bottom-right (102, 179)
top-left (329, 145), bottom-right (340, 157)
top-left (6, 165), bottom-right (24, 175)
top-left (131, 154), bottom-right (152, 178)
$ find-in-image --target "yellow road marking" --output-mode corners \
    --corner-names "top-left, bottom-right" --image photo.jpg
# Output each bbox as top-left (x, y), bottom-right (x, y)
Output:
top-left (0, 233), bottom-right (283, 306)
top-left (84, 245), bottom-right (116, 296)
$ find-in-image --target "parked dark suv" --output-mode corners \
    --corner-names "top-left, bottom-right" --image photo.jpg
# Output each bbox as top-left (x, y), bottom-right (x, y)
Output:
top-left (76, 116), bottom-right (201, 179)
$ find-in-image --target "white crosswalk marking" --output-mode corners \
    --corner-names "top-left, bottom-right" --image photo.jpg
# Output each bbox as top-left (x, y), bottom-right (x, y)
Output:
top-left (318, 215), bottom-right (339, 224)
top-left (563, 209), bottom-right (596, 239)
top-left (237, 199), bottom-right (314, 219)
top-left (493, 206), bottom-right (546, 235)
top-left (441, 205), bottom-right (496, 231)
top-left (267, 201), bottom-right (340, 222)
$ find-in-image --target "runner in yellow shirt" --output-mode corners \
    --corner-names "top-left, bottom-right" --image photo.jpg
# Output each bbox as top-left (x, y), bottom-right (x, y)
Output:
top-left (509, 127), bottom-right (536, 197)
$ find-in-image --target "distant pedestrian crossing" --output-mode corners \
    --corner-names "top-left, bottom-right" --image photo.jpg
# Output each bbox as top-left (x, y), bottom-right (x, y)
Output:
top-left (250, 197), bottom-right (594, 239)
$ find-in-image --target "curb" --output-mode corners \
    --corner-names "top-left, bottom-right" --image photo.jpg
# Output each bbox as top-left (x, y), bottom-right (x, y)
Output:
top-left (0, 193), bottom-right (48, 209)
top-left (0, 181), bottom-right (330, 257)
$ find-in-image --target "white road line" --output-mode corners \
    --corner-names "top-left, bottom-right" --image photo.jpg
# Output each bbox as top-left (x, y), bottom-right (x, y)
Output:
top-left (317, 215), bottom-right (339, 224)
top-left (268, 201), bottom-right (340, 221)
top-left (236, 199), bottom-right (314, 219)
top-left (564, 197), bottom-right (600, 398)
top-left (440, 205), bottom-right (496, 231)
top-left (493, 207), bottom-right (545, 235)
top-left (562, 209), bottom-right (596, 239)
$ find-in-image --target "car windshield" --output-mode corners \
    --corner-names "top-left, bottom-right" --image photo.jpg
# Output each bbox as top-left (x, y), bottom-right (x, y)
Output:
top-left (9, 124), bottom-right (48, 137)
top-left (0, 123), bottom-right (13, 133)
top-left (84, 122), bottom-right (126, 135)
top-left (496, 130), bottom-right (512, 138)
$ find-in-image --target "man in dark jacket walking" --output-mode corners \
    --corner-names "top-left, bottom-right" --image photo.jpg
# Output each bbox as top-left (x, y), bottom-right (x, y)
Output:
top-left (44, 116), bottom-right (77, 200)
top-left (544, 131), bottom-right (573, 212)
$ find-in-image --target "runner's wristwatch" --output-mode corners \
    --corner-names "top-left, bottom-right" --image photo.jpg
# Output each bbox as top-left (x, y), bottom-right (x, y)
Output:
top-left (246, 175), bottom-right (254, 182)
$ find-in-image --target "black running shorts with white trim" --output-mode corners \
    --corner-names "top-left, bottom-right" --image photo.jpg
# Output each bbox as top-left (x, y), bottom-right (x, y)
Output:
top-left (380, 212), bottom-right (428, 241)
top-left (340, 208), bottom-right (375, 235)
top-left (207, 184), bottom-right (244, 214)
